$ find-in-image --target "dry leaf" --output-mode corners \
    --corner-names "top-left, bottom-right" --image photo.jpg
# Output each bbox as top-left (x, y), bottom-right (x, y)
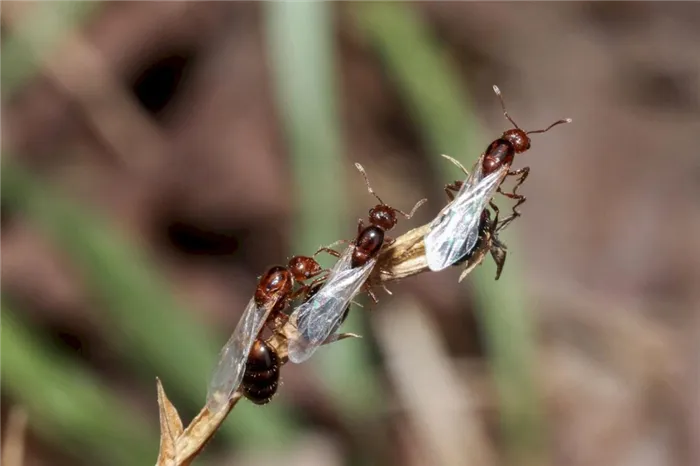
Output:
top-left (156, 378), bottom-right (184, 466)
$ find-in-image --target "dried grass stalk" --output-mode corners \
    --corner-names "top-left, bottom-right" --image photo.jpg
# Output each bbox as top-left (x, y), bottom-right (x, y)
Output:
top-left (155, 215), bottom-right (499, 465)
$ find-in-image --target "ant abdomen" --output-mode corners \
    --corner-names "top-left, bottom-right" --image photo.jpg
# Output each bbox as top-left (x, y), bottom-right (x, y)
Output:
top-left (242, 339), bottom-right (280, 405)
top-left (254, 266), bottom-right (293, 307)
top-left (454, 210), bottom-right (491, 266)
top-left (352, 226), bottom-right (384, 268)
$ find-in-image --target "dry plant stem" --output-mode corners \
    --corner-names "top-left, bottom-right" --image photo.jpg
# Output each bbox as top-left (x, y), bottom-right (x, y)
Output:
top-left (155, 219), bottom-right (497, 465)
top-left (1, 406), bottom-right (29, 466)
top-left (376, 298), bottom-right (496, 466)
top-left (156, 378), bottom-right (242, 466)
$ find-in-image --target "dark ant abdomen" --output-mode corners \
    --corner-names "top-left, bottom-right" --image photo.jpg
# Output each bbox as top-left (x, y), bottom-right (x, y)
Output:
top-left (454, 211), bottom-right (491, 266)
top-left (242, 339), bottom-right (280, 405)
top-left (482, 138), bottom-right (515, 175)
top-left (352, 225), bottom-right (384, 268)
top-left (302, 282), bottom-right (350, 337)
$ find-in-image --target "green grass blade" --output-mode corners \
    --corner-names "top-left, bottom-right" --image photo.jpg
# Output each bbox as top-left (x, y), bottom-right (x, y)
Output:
top-left (1, 303), bottom-right (157, 465)
top-left (1, 1), bottom-right (100, 98)
top-left (1, 0), bottom-right (300, 455)
top-left (1, 161), bottom-right (299, 448)
top-left (352, 2), bottom-right (548, 463)
top-left (264, 1), bottom-right (384, 420)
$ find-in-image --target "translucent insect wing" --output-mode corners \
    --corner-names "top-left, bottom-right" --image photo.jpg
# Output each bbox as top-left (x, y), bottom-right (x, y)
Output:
top-left (424, 165), bottom-right (507, 272)
top-left (206, 297), bottom-right (273, 413)
top-left (288, 246), bottom-right (375, 364)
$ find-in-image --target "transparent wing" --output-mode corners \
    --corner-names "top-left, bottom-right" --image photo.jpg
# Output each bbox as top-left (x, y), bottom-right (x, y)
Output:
top-left (424, 164), bottom-right (508, 272)
top-left (206, 296), bottom-right (274, 413)
top-left (288, 246), bottom-right (375, 364)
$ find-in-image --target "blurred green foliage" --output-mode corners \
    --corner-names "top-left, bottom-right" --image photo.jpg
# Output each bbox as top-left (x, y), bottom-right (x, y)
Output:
top-left (1, 305), bottom-right (156, 465)
top-left (2, 1), bottom-right (546, 465)
top-left (1, 1), bottom-right (99, 97)
top-left (1, 162), bottom-right (300, 455)
top-left (265, 1), bottom-right (385, 426)
top-left (353, 2), bottom-right (548, 463)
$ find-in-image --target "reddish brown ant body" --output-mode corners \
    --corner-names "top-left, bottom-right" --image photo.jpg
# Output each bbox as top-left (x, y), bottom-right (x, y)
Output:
top-left (443, 85), bottom-right (572, 231)
top-left (207, 253), bottom-right (335, 412)
top-left (254, 255), bottom-right (334, 327)
top-left (241, 339), bottom-right (280, 405)
top-left (316, 163), bottom-right (426, 303)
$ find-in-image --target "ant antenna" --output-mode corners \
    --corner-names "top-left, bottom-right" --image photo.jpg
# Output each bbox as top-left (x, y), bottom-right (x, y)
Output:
top-left (493, 85), bottom-right (520, 130)
top-left (441, 154), bottom-right (469, 177)
top-left (355, 163), bottom-right (426, 219)
top-left (355, 163), bottom-right (385, 206)
top-left (398, 197), bottom-right (427, 220)
top-left (526, 118), bottom-right (573, 135)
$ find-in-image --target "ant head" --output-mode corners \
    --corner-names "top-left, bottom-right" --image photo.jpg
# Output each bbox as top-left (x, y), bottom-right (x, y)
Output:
top-left (503, 128), bottom-right (531, 153)
top-left (368, 204), bottom-right (398, 231)
top-left (492, 85), bottom-right (572, 155)
top-left (287, 256), bottom-right (321, 282)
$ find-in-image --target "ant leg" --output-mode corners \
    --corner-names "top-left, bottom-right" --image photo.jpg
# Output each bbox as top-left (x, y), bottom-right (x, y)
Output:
top-left (381, 284), bottom-right (393, 296)
top-left (307, 274), bottom-right (328, 289)
top-left (364, 285), bottom-right (379, 305)
top-left (488, 204), bottom-right (508, 251)
top-left (357, 281), bottom-right (379, 306)
top-left (290, 284), bottom-right (312, 301)
top-left (489, 200), bottom-right (501, 226)
top-left (496, 194), bottom-right (526, 230)
top-left (496, 167), bottom-right (530, 230)
top-left (290, 273), bottom-right (330, 300)
top-left (488, 201), bottom-right (507, 250)
top-left (495, 204), bottom-right (522, 232)
top-left (507, 167), bottom-right (530, 198)
top-left (383, 235), bottom-right (396, 247)
top-left (444, 181), bottom-right (463, 202)
top-left (313, 238), bottom-right (351, 260)
top-left (357, 218), bottom-right (365, 236)
top-left (321, 238), bottom-right (352, 251)
top-left (314, 247), bottom-right (342, 259)
top-left (495, 217), bottom-right (511, 235)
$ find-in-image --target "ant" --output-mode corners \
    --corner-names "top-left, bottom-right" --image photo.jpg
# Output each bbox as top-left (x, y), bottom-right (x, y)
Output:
top-left (315, 163), bottom-right (426, 303)
top-left (444, 85), bottom-right (572, 231)
top-left (255, 254), bottom-right (336, 328)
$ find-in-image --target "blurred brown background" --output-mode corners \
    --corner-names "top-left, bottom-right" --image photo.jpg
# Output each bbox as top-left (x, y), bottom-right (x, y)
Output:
top-left (2, 2), bottom-right (699, 466)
